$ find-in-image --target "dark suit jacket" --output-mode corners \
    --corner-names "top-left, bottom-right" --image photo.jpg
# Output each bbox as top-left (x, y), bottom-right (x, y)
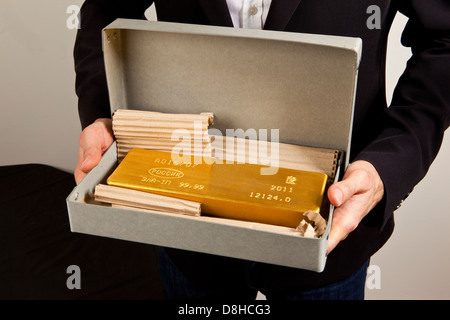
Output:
top-left (74, 0), bottom-right (450, 289)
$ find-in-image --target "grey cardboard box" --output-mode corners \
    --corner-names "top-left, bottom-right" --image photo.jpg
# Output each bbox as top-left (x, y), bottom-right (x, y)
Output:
top-left (67, 19), bottom-right (361, 272)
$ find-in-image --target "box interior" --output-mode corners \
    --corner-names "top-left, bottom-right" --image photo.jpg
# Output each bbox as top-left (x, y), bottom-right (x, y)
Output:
top-left (103, 19), bottom-right (361, 163)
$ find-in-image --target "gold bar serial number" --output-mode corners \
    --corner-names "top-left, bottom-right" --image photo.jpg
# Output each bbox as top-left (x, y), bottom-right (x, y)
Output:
top-left (249, 192), bottom-right (292, 203)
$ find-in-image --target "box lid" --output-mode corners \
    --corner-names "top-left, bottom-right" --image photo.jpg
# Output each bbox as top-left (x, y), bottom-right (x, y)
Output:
top-left (103, 19), bottom-right (361, 167)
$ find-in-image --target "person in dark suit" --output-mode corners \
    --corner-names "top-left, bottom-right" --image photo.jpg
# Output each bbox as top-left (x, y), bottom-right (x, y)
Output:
top-left (73, 0), bottom-right (450, 299)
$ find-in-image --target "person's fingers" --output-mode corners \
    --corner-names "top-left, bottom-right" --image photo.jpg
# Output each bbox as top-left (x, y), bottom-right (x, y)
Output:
top-left (327, 213), bottom-right (347, 254)
top-left (75, 137), bottom-right (102, 184)
top-left (327, 168), bottom-right (371, 207)
top-left (327, 198), bottom-right (365, 254)
top-left (74, 119), bottom-right (113, 184)
top-left (326, 161), bottom-right (384, 254)
top-left (74, 146), bottom-right (86, 184)
top-left (81, 145), bottom-right (103, 172)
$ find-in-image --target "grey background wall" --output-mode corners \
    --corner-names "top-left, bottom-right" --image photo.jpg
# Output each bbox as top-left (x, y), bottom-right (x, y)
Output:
top-left (0, 1), bottom-right (448, 299)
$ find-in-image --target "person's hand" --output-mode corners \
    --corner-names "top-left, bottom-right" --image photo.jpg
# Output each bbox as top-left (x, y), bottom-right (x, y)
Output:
top-left (326, 160), bottom-right (384, 254)
top-left (74, 118), bottom-right (114, 184)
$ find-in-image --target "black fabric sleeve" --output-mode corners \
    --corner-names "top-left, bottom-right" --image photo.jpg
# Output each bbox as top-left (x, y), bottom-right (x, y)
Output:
top-left (74, 0), bottom-right (153, 129)
top-left (354, 0), bottom-right (450, 228)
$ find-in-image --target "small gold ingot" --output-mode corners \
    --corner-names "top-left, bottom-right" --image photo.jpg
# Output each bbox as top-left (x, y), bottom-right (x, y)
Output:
top-left (106, 149), bottom-right (328, 228)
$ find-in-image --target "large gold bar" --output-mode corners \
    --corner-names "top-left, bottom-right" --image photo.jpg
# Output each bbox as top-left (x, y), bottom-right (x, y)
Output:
top-left (106, 149), bottom-right (328, 228)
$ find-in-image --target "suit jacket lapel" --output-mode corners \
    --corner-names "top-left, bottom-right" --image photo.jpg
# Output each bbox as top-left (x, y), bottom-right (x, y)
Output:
top-left (199, 0), bottom-right (234, 27)
top-left (264, 0), bottom-right (303, 30)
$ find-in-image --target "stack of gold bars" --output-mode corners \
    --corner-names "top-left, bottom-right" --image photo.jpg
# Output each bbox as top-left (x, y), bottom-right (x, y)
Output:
top-left (94, 109), bottom-right (339, 238)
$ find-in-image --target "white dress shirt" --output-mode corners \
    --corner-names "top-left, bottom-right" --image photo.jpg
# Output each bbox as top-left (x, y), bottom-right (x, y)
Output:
top-left (225, 0), bottom-right (272, 29)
